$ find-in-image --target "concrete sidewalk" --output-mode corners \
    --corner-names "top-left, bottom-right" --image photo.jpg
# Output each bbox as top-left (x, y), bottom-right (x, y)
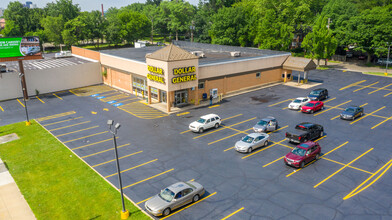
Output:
top-left (326, 60), bottom-right (389, 73)
top-left (0, 158), bottom-right (35, 220)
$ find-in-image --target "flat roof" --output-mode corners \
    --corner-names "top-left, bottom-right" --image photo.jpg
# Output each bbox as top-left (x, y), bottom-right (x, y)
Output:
top-left (100, 41), bottom-right (290, 65)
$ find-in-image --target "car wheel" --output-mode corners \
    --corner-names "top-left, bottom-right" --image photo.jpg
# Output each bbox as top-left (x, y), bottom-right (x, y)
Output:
top-left (198, 128), bottom-right (204, 133)
top-left (319, 131), bottom-right (324, 138)
top-left (300, 161), bottom-right (305, 168)
top-left (310, 110), bottom-right (314, 114)
top-left (247, 147), bottom-right (252, 153)
top-left (214, 123), bottom-right (219, 129)
top-left (192, 194), bottom-right (200, 202)
top-left (316, 154), bottom-right (320, 160)
top-left (163, 208), bottom-right (171, 216)
top-left (264, 140), bottom-right (268, 147)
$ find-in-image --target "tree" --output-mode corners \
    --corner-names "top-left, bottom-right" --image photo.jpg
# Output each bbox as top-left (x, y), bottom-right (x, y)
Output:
top-left (143, 4), bottom-right (159, 43)
top-left (2, 20), bottom-right (21, 37)
top-left (117, 9), bottom-right (151, 45)
top-left (62, 16), bottom-right (86, 47)
top-left (45, 0), bottom-right (80, 22)
top-left (105, 8), bottom-right (123, 46)
top-left (41, 16), bottom-right (65, 45)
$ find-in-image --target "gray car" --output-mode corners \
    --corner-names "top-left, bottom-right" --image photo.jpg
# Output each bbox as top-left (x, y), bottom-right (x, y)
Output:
top-left (235, 133), bottom-right (270, 153)
top-left (253, 116), bottom-right (278, 132)
top-left (145, 181), bottom-right (205, 217)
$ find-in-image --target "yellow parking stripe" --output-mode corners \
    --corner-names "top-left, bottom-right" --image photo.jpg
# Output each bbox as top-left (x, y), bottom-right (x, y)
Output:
top-left (368, 83), bottom-right (392, 94)
top-left (322, 97), bottom-right (336, 103)
top-left (221, 207), bottom-right (244, 220)
top-left (263, 156), bottom-right (285, 167)
top-left (161, 192), bottom-right (217, 220)
top-left (371, 115), bottom-right (392, 129)
top-left (42, 116), bottom-right (83, 126)
top-left (81, 143), bottom-right (130, 158)
top-left (384, 91), bottom-right (392, 97)
top-left (17, 99), bottom-right (25, 107)
top-left (56, 126), bottom-right (99, 137)
top-left (242, 139), bottom-right (285, 159)
top-left (0, 106), bottom-right (4, 112)
top-left (105, 159), bottom-right (157, 178)
top-left (194, 117), bottom-right (256, 139)
top-left (339, 80), bottom-right (366, 90)
top-left (268, 98), bottom-right (293, 107)
top-left (270, 125), bottom-right (288, 133)
top-left (92, 151), bottom-right (143, 168)
top-left (53, 93), bottom-right (63, 100)
top-left (36, 111), bottom-right (76, 122)
top-left (49, 121), bottom-right (90, 131)
top-left (208, 104), bottom-right (220, 108)
top-left (136, 197), bottom-right (152, 205)
top-left (72, 138), bottom-right (114, 150)
top-left (180, 114), bottom-right (243, 134)
top-left (224, 146), bottom-right (235, 152)
top-left (350, 106), bottom-right (386, 124)
top-left (314, 148), bottom-right (373, 188)
top-left (330, 115), bottom-right (340, 120)
top-left (208, 128), bottom-right (253, 145)
top-left (313, 100), bottom-right (351, 116)
top-left (177, 112), bottom-right (190, 116)
top-left (343, 159), bottom-right (392, 200)
top-left (322, 157), bottom-right (373, 174)
top-left (123, 169), bottom-right (174, 189)
top-left (63, 131), bottom-right (108, 143)
top-left (353, 82), bottom-right (379, 92)
top-left (36, 96), bottom-right (45, 103)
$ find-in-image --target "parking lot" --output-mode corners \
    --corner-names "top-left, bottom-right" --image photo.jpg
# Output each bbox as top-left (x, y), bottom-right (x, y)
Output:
top-left (1, 69), bottom-right (392, 219)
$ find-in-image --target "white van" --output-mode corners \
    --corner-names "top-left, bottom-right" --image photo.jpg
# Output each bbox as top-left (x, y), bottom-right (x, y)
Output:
top-left (0, 64), bottom-right (6, 72)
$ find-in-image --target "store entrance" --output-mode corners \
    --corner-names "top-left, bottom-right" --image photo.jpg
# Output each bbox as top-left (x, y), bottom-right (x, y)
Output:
top-left (160, 90), bottom-right (167, 103)
top-left (175, 90), bottom-right (188, 106)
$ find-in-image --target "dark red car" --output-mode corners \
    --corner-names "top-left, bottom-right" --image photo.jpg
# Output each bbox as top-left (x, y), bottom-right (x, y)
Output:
top-left (284, 141), bottom-right (321, 168)
top-left (301, 101), bottom-right (324, 114)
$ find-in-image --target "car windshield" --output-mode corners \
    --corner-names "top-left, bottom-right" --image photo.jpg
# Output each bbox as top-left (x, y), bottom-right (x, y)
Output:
top-left (242, 136), bottom-right (254, 143)
top-left (159, 188), bottom-right (175, 202)
top-left (310, 91), bottom-right (321, 95)
top-left (305, 103), bottom-right (314, 107)
top-left (293, 99), bottom-right (302, 103)
top-left (257, 120), bottom-right (267, 126)
top-left (291, 147), bottom-right (306, 156)
top-left (345, 108), bottom-right (355, 113)
top-left (197, 118), bottom-right (206, 123)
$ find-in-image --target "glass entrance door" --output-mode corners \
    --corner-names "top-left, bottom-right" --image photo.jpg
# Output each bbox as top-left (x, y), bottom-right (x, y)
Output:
top-left (160, 91), bottom-right (167, 103)
top-left (175, 90), bottom-right (188, 106)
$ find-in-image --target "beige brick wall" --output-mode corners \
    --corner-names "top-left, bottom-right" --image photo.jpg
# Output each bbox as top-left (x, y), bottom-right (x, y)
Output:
top-left (71, 46), bottom-right (100, 61)
top-left (103, 67), bottom-right (131, 92)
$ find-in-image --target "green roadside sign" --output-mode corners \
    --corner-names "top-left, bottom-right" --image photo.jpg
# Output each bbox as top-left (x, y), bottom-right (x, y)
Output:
top-left (0, 37), bottom-right (24, 58)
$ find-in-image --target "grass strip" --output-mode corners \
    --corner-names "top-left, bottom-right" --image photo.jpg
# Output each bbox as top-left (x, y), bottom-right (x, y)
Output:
top-left (363, 72), bottom-right (392, 77)
top-left (0, 121), bottom-right (150, 220)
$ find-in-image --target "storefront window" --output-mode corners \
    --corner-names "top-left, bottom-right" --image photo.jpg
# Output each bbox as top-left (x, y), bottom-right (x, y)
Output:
top-left (132, 76), bottom-right (148, 96)
top-left (151, 87), bottom-right (158, 100)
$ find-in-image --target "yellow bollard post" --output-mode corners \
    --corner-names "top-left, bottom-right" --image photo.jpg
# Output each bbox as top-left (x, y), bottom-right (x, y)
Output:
top-left (25, 121), bottom-right (31, 126)
top-left (135, 89), bottom-right (138, 97)
top-left (121, 210), bottom-right (129, 219)
top-left (142, 91), bottom-right (144, 99)
top-left (385, 72), bottom-right (388, 76)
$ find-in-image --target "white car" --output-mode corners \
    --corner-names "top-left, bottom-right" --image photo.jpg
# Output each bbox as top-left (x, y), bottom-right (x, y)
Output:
top-left (55, 51), bottom-right (72, 59)
top-left (288, 97), bottom-right (310, 110)
top-left (189, 114), bottom-right (221, 133)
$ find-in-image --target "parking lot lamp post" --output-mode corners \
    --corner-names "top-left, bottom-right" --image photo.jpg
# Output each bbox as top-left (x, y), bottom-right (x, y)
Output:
top-left (19, 73), bottom-right (30, 126)
top-left (386, 42), bottom-right (390, 75)
top-left (107, 120), bottom-right (129, 219)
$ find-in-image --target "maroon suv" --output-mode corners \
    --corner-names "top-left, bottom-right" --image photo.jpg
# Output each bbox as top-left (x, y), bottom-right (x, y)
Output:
top-left (284, 141), bottom-right (321, 168)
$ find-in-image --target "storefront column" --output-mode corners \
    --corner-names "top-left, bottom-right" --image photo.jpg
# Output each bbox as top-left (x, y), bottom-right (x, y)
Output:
top-left (167, 91), bottom-right (171, 112)
top-left (297, 72), bottom-right (301, 84)
top-left (129, 74), bottom-right (133, 94)
top-left (157, 89), bottom-right (161, 102)
top-left (148, 86), bottom-right (152, 104)
top-left (283, 70), bottom-right (287, 83)
top-left (195, 86), bottom-right (199, 105)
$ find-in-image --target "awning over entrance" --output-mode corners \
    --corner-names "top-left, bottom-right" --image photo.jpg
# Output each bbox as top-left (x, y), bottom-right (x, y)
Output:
top-left (283, 56), bottom-right (317, 72)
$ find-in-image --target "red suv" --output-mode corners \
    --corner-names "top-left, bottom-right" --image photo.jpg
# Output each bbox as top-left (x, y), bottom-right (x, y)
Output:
top-left (284, 141), bottom-right (321, 168)
top-left (301, 101), bottom-right (324, 114)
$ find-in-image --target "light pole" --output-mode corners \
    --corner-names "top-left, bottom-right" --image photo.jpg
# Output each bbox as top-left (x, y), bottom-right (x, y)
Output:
top-left (386, 42), bottom-right (390, 76)
top-left (19, 73), bottom-right (30, 126)
top-left (107, 120), bottom-right (129, 219)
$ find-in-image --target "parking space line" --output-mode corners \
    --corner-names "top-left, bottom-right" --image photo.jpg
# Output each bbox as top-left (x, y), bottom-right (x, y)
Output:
top-left (42, 116), bottom-right (83, 126)
top-left (136, 197), bottom-right (152, 205)
top-left (161, 192), bottom-right (217, 220)
top-left (221, 207), bottom-right (244, 220)
top-left (36, 111), bottom-right (76, 122)
top-left (263, 156), bottom-right (285, 167)
top-left (384, 91), bottom-right (392, 97)
top-left (56, 126), bottom-right (99, 137)
top-left (194, 117), bottom-right (256, 139)
top-left (220, 125), bottom-right (249, 135)
top-left (105, 159), bottom-right (158, 178)
top-left (53, 93), bottom-right (63, 100)
top-left (322, 158), bottom-right (373, 174)
top-left (0, 106), bottom-right (3, 112)
top-left (339, 80), bottom-right (366, 90)
top-left (368, 83), bottom-right (392, 94)
top-left (180, 114), bottom-right (243, 134)
top-left (343, 159), bottom-right (392, 200)
top-left (353, 82), bottom-right (379, 92)
top-left (71, 138), bottom-right (113, 150)
top-left (314, 148), bottom-right (373, 188)
top-left (286, 141), bottom-right (348, 177)
top-left (36, 96), bottom-right (45, 103)
top-left (313, 100), bottom-right (352, 116)
top-left (350, 106), bottom-right (386, 124)
top-left (224, 146), bottom-right (235, 152)
top-left (322, 97), bottom-right (336, 103)
top-left (81, 143), bottom-right (130, 158)
top-left (270, 125), bottom-right (288, 133)
top-left (371, 115), bottom-right (392, 129)
top-left (208, 104), bottom-right (220, 108)
top-left (208, 128), bottom-right (253, 145)
top-left (268, 99), bottom-right (293, 107)
top-left (123, 169), bottom-right (174, 189)
top-left (68, 89), bottom-right (79, 96)
top-left (17, 99), bottom-right (25, 107)
top-left (92, 151), bottom-right (143, 168)
top-left (48, 121), bottom-right (90, 131)
top-left (242, 139), bottom-right (286, 159)
top-left (63, 131), bottom-right (108, 143)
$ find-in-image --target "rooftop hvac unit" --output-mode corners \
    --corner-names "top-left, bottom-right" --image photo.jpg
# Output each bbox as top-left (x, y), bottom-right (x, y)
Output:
top-left (230, 51), bottom-right (241, 57)
top-left (191, 51), bottom-right (206, 58)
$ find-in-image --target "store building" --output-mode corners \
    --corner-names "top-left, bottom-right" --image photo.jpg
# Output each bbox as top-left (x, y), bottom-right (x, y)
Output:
top-left (73, 41), bottom-right (316, 112)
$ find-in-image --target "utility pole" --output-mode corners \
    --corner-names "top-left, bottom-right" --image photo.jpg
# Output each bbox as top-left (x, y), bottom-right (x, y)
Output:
top-left (190, 20), bottom-right (195, 43)
top-left (18, 60), bottom-right (28, 100)
top-left (386, 42), bottom-right (390, 75)
top-left (327, 18), bottom-right (331, 30)
top-left (151, 17), bottom-right (154, 44)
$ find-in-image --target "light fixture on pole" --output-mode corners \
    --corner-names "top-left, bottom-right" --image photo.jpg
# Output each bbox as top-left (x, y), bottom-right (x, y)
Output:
top-left (19, 73), bottom-right (30, 126)
top-left (107, 120), bottom-right (129, 219)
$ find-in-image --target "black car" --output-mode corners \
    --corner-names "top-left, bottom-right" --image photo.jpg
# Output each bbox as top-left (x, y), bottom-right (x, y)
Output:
top-left (308, 88), bottom-right (328, 101)
top-left (285, 122), bottom-right (324, 144)
top-left (340, 106), bottom-right (364, 120)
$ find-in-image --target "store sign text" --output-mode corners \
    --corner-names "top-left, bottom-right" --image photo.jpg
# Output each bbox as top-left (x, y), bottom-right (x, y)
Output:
top-left (147, 65), bottom-right (164, 75)
top-left (172, 74), bottom-right (197, 84)
top-left (173, 66), bottom-right (195, 75)
top-left (147, 73), bottom-right (165, 84)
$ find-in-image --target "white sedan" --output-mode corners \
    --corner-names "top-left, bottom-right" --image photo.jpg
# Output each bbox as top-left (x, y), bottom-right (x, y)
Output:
top-left (288, 97), bottom-right (310, 110)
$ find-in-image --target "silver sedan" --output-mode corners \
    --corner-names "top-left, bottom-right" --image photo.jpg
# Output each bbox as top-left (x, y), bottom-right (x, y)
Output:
top-left (235, 133), bottom-right (270, 153)
top-left (145, 181), bottom-right (205, 217)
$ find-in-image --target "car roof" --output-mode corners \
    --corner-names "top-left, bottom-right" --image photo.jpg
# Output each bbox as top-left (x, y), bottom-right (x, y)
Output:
top-left (297, 141), bottom-right (316, 149)
top-left (347, 106), bottom-right (360, 108)
top-left (200, 114), bottom-right (219, 119)
top-left (247, 133), bottom-right (267, 138)
top-left (167, 182), bottom-right (192, 193)
top-left (261, 116), bottom-right (275, 121)
top-left (308, 101), bottom-right (320, 103)
top-left (313, 88), bottom-right (326, 91)
top-left (295, 97), bottom-right (307, 100)
top-left (297, 122), bottom-right (315, 128)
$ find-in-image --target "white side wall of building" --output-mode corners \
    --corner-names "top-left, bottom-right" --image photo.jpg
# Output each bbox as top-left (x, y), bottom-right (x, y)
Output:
top-left (0, 62), bottom-right (102, 101)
